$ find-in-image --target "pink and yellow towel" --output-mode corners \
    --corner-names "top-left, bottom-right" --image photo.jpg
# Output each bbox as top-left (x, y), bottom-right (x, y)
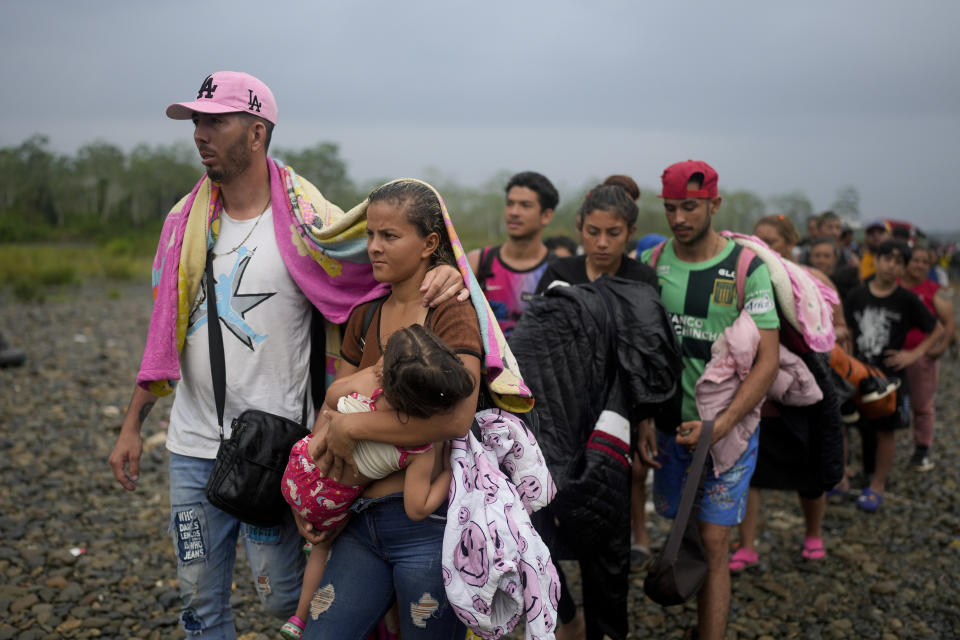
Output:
top-left (138, 165), bottom-right (532, 411)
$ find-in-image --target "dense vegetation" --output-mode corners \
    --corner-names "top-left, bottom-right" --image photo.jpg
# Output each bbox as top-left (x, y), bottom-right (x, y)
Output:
top-left (0, 134), bottom-right (872, 300)
top-left (1, 134), bottom-right (856, 248)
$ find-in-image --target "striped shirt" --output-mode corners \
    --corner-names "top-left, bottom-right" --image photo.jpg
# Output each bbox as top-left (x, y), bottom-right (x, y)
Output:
top-left (642, 239), bottom-right (779, 429)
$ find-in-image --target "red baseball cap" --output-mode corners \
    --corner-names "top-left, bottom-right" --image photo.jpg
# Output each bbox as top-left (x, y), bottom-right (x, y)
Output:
top-left (659, 160), bottom-right (719, 199)
top-left (166, 71), bottom-right (278, 125)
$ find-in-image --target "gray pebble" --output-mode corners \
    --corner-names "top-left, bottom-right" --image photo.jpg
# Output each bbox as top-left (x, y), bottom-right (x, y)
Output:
top-left (3, 284), bottom-right (960, 640)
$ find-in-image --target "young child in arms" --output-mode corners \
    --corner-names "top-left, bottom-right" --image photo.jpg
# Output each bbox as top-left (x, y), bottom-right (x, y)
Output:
top-left (279, 324), bottom-right (475, 639)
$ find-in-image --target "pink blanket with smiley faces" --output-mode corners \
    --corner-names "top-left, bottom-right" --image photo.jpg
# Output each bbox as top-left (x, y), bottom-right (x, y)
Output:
top-left (442, 408), bottom-right (558, 640)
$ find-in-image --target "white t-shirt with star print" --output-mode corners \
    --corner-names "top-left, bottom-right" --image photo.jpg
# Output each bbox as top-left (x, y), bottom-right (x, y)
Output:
top-left (167, 207), bottom-right (314, 459)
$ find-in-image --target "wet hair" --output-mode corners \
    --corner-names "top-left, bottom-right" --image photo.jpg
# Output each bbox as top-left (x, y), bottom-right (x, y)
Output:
top-left (381, 325), bottom-right (475, 419)
top-left (505, 171), bottom-right (559, 212)
top-left (876, 239), bottom-right (911, 264)
top-left (602, 175), bottom-right (640, 201)
top-left (577, 183), bottom-right (639, 228)
top-left (754, 214), bottom-right (799, 246)
top-left (544, 234), bottom-right (578, 255)
top-left (368, 181), bottom-right (456, 267)
top-left (238, 112), bottom-right (274, 152)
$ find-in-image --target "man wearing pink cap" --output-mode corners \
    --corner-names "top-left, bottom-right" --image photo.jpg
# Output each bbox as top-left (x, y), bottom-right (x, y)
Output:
top-left (639, 161), bottom-right (780, 640)
top-left (108, 71), bottom-right (462, 639)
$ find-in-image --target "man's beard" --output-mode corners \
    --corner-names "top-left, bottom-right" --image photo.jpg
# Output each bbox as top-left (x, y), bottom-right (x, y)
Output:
top-left (206, 134), bottom-right (251, 183)
top-left (674, 218), bottom-right (711, 246)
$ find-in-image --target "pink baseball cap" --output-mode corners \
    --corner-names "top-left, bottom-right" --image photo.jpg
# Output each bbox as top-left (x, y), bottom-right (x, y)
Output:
top-left (659, 160), bottom-right (719, 199)
top-left (166, 71), bottom-right (278, 125)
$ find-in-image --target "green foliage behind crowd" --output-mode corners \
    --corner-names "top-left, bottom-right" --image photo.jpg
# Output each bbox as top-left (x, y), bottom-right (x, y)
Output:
top-left (0, 133), bottom-right (846, 253)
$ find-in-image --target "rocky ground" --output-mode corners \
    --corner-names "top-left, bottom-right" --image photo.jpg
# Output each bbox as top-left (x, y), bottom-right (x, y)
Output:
top-left (1, 283), bottom-right (958, 639)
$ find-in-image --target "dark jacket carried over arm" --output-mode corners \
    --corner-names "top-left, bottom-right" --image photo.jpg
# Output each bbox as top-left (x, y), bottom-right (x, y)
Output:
top-left (754, 350), bottom-right (844, 494)
top-left (509, 276), bottom-right (681, 640)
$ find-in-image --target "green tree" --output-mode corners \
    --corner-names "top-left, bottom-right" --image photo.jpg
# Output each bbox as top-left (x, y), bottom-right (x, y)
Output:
top-left (274, 142), bottom-right (359, 208)
top-left (3, 135), bottom-right (64, 227)
top-left (123, 142), bottom-right (198, 227)
top-left (716, 189), bottom-right (764, 233)
top-left (419, 168), bottom-right (510, 250)
top-left (74, 141), bottom-right (126, 222)
top-left (766, 191), bottom-right (813, 227)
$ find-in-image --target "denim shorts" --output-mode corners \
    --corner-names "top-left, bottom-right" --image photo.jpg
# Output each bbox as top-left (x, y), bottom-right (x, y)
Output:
top-left (652, 428), bottom-right (759, 526)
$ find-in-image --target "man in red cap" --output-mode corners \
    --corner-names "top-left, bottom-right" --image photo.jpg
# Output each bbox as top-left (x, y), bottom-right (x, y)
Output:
top-left (108, 71), bottom-right (463, 639)
top-left (639, 160), bottom-right (780, 640)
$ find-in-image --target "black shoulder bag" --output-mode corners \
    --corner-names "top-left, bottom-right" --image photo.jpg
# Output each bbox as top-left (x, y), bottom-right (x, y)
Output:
top-left (203, 251), bottom-right (311, 527)
top-left (643, 419), bottom-right (713, 606)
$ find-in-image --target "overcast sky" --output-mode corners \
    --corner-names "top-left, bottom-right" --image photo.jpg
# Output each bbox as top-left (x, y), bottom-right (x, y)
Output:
top-left (2, 1), bottom-right (958, 230)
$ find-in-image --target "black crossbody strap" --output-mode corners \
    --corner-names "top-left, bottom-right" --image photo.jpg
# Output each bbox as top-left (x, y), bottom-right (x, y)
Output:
top-left (206, 251), bottom-right (312, 434)
top-left (662, 420), bottom-right (714, 560)
top-left (358, 297), bottom-right (384, 354)
top-left (206, 251), bottom-right (227, 440)
top-left (300, 382), bottom-right (309, 427)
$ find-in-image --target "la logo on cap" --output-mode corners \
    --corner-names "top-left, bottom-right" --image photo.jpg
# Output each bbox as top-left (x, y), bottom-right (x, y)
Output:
top-left (198, 76), bottom-right (217, 100)
top-left (248, 90), bottom-right (262, 113)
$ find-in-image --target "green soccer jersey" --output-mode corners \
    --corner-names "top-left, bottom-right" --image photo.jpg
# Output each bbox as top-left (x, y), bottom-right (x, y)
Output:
top-left (641, 239), bottom-right (779, 424)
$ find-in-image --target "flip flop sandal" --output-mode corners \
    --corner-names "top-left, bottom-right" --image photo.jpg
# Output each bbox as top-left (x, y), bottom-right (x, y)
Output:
top-left (856, 488), bottom-right (883, 513)
top-left (729, 547), bottom-right (759, 572)
top-left (802, 537), bottom-right (826, 560)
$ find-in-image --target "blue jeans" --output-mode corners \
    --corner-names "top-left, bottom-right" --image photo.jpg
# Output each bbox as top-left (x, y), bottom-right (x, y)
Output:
top-left (302, 493), bottom-right (465, 640)
top-left (169, 452), bottom-right (305, 638)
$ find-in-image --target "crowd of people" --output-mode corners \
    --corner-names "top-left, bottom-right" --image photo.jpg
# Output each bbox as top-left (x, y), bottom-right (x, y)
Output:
top-left (106, 71), bottom-right (955, 640)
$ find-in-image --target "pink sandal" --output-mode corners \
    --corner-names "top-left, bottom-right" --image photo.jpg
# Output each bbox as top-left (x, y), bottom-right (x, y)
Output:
top-left (802, 537), bottom-right (826, 560)
top-left (729, 547), bottom-right (759, 572)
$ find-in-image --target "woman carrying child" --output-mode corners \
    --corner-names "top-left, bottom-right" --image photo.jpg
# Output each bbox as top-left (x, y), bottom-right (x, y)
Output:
top-left (279, 324), bottom-right (475, 639)
top-left (296, 179), bottom-right (486, 639)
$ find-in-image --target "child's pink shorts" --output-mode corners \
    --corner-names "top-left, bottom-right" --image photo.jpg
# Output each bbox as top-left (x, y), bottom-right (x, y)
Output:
top-left (281, 435), bottom-right (364, 531)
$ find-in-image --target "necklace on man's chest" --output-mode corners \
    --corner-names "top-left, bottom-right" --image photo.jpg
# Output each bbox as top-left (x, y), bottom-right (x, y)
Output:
top-left (212, 197), bottom-right (271, 258)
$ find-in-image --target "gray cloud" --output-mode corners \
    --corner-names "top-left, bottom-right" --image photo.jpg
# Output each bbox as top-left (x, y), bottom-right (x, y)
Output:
top-left (2, 0), bottom-right (958, 229)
